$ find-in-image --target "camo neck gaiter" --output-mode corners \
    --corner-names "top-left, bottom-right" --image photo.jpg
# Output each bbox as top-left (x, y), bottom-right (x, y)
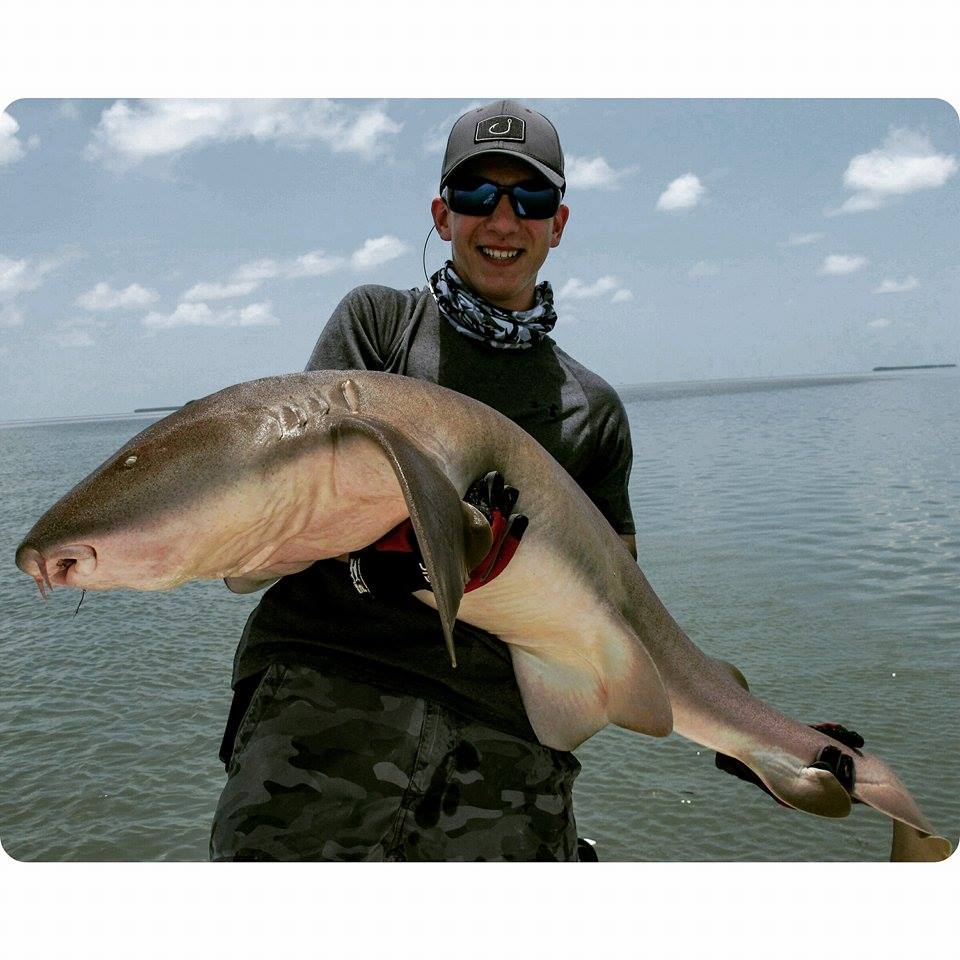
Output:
top-left (428, 261), bottom-right (557, 350)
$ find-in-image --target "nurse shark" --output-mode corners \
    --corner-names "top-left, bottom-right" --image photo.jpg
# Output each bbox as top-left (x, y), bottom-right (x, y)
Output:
top-left (15, 371), bottom-right (953, 862)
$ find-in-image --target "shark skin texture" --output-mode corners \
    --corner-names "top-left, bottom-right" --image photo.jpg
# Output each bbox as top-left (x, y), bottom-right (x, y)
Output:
top-left (15, 371), bottom-right (953, 862)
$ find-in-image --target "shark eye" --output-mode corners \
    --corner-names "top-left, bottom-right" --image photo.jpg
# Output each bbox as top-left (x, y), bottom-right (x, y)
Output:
top-left (122, 455), bottom-right (138, 468)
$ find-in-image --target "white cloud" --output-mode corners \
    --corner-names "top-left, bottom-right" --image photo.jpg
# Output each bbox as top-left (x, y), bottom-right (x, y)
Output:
top-left (423, 102), bottom-right (484, 155)
top-left (143, 302), bottom-right (212, 329)
top-left (0, 255), bottom-right (60, 297)
top-left (77, 281), bottom-right (158, 311)
top-left (182, 280), bottom-right (261, 301)
top-left (87, 99), bottom-right (402, 167)
top-left (235, 303), bottom-right (278, 326)
top-left (558, 276), bottom-right (621, 300)
top-left (783, 232), bottom-right (824, 247)
top-left (831, 193), bottom-right (884, 215)
top-left (0, 256), bottom-right (30, 295)
top-left (557, 278), bottom-right (633, 304)
top-left (289, 250), bottom-right (347, 277)
top-left (0, 304), bottom-right (24, 327)
top-left (58, 101), bottom-right (81, 121)
top-left (820, 254), bottom-right (868, 275)
top-left (337, 108), bottom-right (403, 158)
top-left (874, 276), bottom-right (919, 294)
top-left (867, 318), bottom-right (892, 329)
top-left (845, 129), bottom-right (957, 194)
top-left (221, 239), bottom-right (406, 291)
top-left (688, 260), bottom-right (720, 278)
top-left (232, 259), bottom-right (283, 283)
top-left (565, 155), bottom-right (636, 190)
top-left (231, 250), bottom-right (347, 283)
top-left (0, 111), bottom-right (26, 166)
top-left (350, 236), bottom-right (408, 270)
top-left (183, 251), bottom-right (342, 302)
top-left (835, 128), bottom-right (958, 214)
top-left (656, 173), bottom-right (705, 211)
top-left (142, 301), bottom-right (279, 330)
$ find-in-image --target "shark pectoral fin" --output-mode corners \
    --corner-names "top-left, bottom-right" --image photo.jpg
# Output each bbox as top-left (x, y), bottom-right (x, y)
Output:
top-left (600, 626), bottom-right (673, 739)
top-left (890, 819), bottom-right (953, 862)
top-left (331, 414), bottom-right (482, 667)
top-left (508, 647), bottom-right (613, 751)
top-left (747, 757), bottom-right (853, 819)
top-left (507, 619), bottom-right (673, 752)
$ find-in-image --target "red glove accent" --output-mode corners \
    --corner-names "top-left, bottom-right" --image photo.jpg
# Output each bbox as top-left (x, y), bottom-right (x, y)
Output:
top-left (371, 519), bottom-right (418, 552)
top-left (465, 512), bottom-right (528, 592)
top-left (364, 472), bottom-right (529, 595)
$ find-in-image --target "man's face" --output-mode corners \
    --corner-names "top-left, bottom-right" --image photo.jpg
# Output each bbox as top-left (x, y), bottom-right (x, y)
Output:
top-left (431, 155), bottom-right (569, 312)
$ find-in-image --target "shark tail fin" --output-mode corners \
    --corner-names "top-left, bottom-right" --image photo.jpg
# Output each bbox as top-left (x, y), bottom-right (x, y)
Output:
top-left (850, 751), bottom-right (954, 861)
top-left (890, 819), bottom-right (953, 862)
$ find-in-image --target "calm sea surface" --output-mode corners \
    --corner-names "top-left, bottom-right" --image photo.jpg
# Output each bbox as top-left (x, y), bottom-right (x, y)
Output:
top-left (1, 371), bottom-right (957, 861)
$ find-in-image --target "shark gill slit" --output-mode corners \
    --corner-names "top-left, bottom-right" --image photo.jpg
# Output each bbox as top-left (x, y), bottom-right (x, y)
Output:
top-left (340, 378), bottom-right (361, 413)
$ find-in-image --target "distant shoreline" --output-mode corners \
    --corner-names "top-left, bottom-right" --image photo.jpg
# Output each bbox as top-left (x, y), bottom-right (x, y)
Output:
top-left (872, 364), bottom-right (956, 372)
top-left (3, 367), bottom-right (957, 427)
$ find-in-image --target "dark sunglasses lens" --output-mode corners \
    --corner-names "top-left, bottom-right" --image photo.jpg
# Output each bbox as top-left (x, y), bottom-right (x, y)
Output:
top-left (449, 180), bottom-right (501, 216)
top-left (511, 184), bottom-right (560, 219)
top-left (447, 178), bottom-right (560, 219)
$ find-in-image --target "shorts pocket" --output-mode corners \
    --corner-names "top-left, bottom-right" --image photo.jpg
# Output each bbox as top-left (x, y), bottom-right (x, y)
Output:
top-left (222, 664), bottom-right (288, 774)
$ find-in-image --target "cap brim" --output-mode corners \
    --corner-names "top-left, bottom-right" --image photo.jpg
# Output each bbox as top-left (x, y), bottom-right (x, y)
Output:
top-left (440, 148), bottom-right (565, 193)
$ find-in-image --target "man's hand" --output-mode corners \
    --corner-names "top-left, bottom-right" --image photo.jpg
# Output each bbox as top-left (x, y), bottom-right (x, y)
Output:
top-left (462, 471), bottom-right (528, 592)
top-left (715, 722), bottom-right (864, 803)
top-left (348, 470), bottom-right (528, 598)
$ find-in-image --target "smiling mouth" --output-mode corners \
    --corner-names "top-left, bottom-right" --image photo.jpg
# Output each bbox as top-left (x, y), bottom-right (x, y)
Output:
top-left (479, 246), bottom-right (522, 261)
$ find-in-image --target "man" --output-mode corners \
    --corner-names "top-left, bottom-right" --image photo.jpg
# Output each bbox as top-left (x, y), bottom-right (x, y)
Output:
top-left (210, 100), bottom-right (637, 861)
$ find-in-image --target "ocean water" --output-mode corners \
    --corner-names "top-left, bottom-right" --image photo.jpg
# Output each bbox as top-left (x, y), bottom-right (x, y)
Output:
top-left (1, 371), bottom-right (957, 861)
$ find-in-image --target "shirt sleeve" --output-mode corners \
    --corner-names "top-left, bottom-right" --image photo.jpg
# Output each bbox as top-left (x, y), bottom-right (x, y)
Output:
top-left (305, 285), bottom-right (405, 372)
top-left (580, 393), bottom-right (636, 536)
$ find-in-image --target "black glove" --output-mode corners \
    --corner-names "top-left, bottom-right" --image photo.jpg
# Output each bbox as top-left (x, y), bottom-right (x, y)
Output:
top-left (463, 471), bottom-right (528, 593)
top-left (347, 519), bottom-right (430, 598)
top-left (348, 471), bottom-right (528, 599)
top-left (809, 721), bottom-right (864, 754)
top-left (808, 721), bottom-right (862, 795)
top-left (716, 722), bottom-right (864, 802)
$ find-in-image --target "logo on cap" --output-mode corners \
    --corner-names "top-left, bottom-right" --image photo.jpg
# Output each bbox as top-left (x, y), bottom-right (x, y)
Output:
top-left (475, 116), bottom-right (525, 143)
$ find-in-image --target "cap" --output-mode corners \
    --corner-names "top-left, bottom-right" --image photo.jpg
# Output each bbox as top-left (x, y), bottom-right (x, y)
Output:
top-left (440, 99), bottom-right (565, 194)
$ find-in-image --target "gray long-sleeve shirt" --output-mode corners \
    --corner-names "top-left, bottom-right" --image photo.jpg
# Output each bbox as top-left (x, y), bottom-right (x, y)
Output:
top-left (230, 284), bottom-right (635, 740)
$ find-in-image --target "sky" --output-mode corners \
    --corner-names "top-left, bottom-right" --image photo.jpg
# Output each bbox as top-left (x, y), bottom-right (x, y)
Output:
top-left (0, 97), bottom-right (958, 421)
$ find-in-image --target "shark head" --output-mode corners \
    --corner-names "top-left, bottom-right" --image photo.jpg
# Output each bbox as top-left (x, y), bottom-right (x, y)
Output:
top-left (15, 380), bottom-right (340, 593)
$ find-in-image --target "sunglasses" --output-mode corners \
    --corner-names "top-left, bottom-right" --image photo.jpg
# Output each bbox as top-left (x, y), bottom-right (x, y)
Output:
top-left (444, 175), bottom-right (562, 220)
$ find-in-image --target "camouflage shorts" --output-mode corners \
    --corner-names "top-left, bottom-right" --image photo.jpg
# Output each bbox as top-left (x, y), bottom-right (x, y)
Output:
top-left (209, 663), bottom-right (582, 861)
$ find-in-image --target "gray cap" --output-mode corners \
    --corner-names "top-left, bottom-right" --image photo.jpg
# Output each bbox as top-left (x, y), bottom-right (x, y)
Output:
top-left (440, 99), bottom-right (565, 193)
